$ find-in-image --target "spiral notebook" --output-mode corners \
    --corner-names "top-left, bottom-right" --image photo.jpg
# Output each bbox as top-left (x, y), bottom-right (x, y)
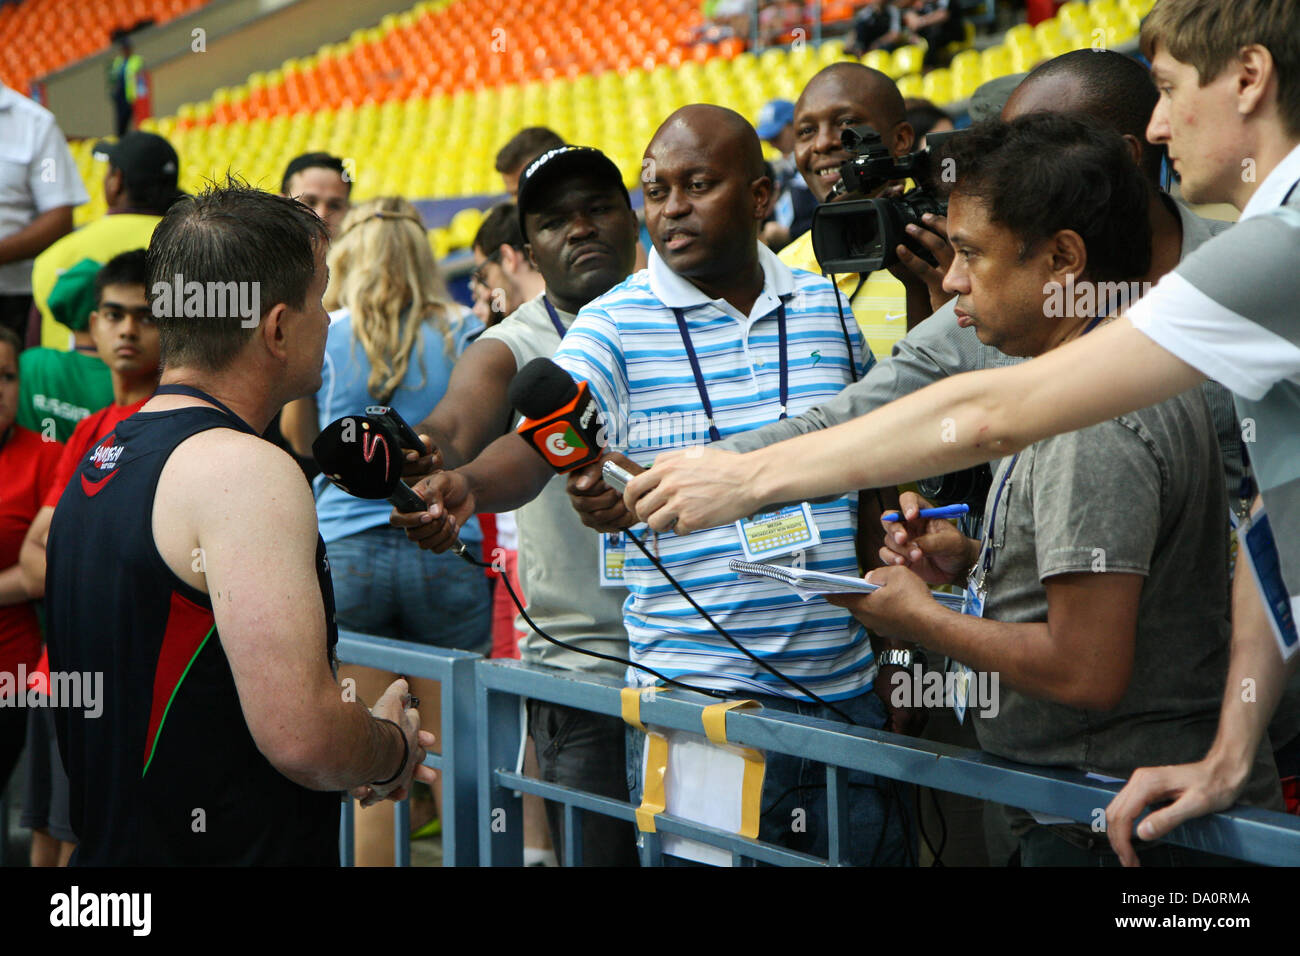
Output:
top-left (729, 558), bottom-right (965, 610)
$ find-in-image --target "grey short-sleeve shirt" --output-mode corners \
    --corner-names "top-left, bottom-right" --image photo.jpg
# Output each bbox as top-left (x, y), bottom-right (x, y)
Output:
top-left (971, 386), bottom-right (1279, 809)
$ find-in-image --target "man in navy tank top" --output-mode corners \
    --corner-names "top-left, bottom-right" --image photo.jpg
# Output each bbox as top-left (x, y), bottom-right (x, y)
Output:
top-left (45, 179), bottom-right (434, 865)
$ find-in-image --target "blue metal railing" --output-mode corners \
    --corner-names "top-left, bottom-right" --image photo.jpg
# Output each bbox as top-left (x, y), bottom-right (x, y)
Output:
top-left (472, 657), bottom-right (1300, 867)
top-left (332, 632), bottom-right (1300, 867)
top-left (333, 630), bottom-right (479, 867)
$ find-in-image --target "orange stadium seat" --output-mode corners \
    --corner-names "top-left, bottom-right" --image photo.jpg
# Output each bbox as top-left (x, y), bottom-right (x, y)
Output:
top-left (0, 0), bottom-right (210, 92)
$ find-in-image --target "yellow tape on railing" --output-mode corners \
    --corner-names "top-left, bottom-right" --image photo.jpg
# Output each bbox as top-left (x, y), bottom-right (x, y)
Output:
top-left (701, 700), bottom-right (766, 840)
top-left (635, 732), bottom-right (669, 833)
top-left (736, 746), bottom-right (765, 840)
top-left (620, 686), bottom-right (647, 731)
top-left (701, 699), bottom-right (761, 745)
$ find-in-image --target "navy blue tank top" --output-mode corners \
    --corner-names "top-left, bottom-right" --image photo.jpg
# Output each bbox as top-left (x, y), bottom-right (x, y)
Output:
top-left (47, 393), bottom-right (341, 865)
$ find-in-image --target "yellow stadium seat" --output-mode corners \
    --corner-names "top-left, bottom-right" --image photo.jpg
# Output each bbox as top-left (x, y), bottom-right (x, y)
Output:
top-left (1034, 17), bottom-right (1063, 46)
top-left (1010, 38), bottom-right (1043, 72)
top-left (447, 207), bottom-right (483, 248)
top-left (980, 45), bottom-right (1012, 80)
top-left (950, 48), bottom-right (980, 76)
top-left (862, 48), bottom-right (896, 78)
top-left (1058, 1), bottom-right (1093, 37)
top-left (953, 70), bottom-right (981, 101)
top-left (896, 74), bottom-right (924, 99)
top-left (892, 45), bottom-right (925, 78)
top-left (921, 69), bottom-right (952, 105)
top-left (1038, 32), bottom-right (1074, 60)
top-left (1096, 9), bottom-right (1141, 45)
top-left (817, 38), bottom-right (847, 64)
top-left (1121, 0), bottom-right (1156, 16)
top-left (1004, 23), bottom-right (1034, 48)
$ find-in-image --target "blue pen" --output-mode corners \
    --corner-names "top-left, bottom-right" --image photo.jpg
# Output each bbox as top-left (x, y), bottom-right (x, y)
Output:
top-left (881, 504), bottom-right (970, 522)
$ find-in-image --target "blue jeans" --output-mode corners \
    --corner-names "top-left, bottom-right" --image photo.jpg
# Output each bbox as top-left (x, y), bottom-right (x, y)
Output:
top-left (327, 525), bottom-right (491, 653)
top-left (627, 689), bottom-right (915, 866)
top-left (527, 700), bottom-right (639, 866)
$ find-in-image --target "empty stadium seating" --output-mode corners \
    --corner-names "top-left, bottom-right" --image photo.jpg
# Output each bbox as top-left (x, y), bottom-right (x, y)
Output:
top-left (54, 0), bottom-right (1148, 254)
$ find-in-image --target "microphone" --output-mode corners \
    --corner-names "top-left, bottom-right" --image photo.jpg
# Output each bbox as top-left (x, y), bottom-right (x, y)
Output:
top-left (508, 357), bottom-right (604, 473)
top-left (313, 413), bottom-right (425, 512)
top-left (315, 406), bottom-right (478, 564)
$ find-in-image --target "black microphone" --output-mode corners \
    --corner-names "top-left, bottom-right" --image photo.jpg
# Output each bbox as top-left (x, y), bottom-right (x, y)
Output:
top-left (313, 414), bottom-right (425, 512)
top-left (315, 407), bottom-right (478, 564)
top-left (508, 358), bottom-right (604, 472)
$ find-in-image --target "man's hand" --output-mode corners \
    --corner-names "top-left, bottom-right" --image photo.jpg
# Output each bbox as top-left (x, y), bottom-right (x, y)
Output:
top-left (874, 664), bottom-right (929, 737)
top-left (627, 447), bottom-right (761, 533)
top-left (826, 564), bottom-right (945, 644)
top-left (356, 678), bottom-right (437, 807)
top-left (879, 491), bottom-right (975, 586)
top-left (390, 470), bottom-right (475, 553)
top-left (1104, 759), bottom-right (1246, 867)
top-left (567, 452), bottom-right (643, 532)
top-left (400, 434), bottom-right (443, 480)
top-left (891, 213), bottom-right (954, 314)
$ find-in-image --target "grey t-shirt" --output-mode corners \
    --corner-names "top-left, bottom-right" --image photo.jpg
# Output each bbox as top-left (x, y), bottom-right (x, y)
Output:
top-left (969, 387), bottom-right (1282, 830)
top-left (476, 294), bottom-right (629, 677)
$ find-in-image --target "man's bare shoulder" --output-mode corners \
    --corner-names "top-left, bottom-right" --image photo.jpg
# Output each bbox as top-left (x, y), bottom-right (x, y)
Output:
top-left (162, 428), bottom-right (316, 522)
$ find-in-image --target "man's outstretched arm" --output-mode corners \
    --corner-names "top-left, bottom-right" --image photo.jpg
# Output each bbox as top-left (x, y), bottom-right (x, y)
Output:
top-left (628, 317), bottom-right (1205, 533)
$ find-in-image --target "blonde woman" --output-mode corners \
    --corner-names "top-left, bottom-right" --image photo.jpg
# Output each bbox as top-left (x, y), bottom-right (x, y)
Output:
top-left (281, 198), bottom-right (489, 865)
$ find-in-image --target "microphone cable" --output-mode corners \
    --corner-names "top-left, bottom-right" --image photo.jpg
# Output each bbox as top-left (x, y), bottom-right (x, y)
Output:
top-left (448, 543), bottom-right (731, 701)
top-left (620, 527), bottom-right (858, 725)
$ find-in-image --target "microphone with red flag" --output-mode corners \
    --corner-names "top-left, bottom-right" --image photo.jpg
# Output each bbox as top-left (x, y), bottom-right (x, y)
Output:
top-left (508, 357), bottom-right (604, 472)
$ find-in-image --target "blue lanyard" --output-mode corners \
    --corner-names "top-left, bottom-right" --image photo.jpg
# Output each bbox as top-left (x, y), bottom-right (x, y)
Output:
top-left (154, 383), bottom-right (257, 436)
top-left (980, 452), bottom-right (1020, 579)
top-left (672, 299), bottom-right (788, 444)
top-left (542, 296), bottom-right (568, 338)
top-left (980, 311), bottom-right (1106, 579)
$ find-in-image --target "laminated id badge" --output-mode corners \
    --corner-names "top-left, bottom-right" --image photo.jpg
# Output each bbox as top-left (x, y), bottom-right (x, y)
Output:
top-left (1237, 508), bottom-right (1299, 661)
top-left (950, 572), bottom-right (984, 724)
top-left (599, 531), bottom-right (626, 587)
top-left (735, 503), bottom-right (821, 561)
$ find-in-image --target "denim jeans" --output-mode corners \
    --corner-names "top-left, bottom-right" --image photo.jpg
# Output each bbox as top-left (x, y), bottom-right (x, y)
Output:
top-left (627, 689), bottom-right (916, 866)
top-left (527, 700), bottom-right (639, 867)
top-left (327, 524), bottom-right (491, 653)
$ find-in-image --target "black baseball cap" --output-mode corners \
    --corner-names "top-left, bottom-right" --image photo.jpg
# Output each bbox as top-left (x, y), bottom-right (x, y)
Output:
top-left (515, 146), bottom-right (630, 239)
top-left (92, 131), bottom-right (180, 191)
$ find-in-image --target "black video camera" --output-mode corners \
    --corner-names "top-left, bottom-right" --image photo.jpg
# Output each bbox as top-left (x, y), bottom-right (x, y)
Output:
top-left (810, 125), bottom-right (955, 274)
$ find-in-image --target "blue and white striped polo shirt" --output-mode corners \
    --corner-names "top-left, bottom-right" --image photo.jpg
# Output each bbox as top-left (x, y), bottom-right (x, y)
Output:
top-left (553, 241), bottom-right (878, 701)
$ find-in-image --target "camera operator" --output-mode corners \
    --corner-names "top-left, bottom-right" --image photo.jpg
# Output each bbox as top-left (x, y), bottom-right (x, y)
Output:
top-left (776, 63), bottom-right (933, 360)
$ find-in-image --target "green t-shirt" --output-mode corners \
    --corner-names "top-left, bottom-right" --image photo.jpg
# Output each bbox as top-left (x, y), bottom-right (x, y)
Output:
top-left (16, 348), bottom-right (113, 443)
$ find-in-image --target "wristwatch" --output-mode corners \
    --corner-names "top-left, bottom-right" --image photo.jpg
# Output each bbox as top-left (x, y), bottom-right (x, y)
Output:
top-left (878, 648), bottom-right (926, 670)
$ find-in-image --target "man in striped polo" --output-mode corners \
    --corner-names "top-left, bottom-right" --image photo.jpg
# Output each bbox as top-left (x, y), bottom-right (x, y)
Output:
top-left (552, 104), bottom-right (911, 865)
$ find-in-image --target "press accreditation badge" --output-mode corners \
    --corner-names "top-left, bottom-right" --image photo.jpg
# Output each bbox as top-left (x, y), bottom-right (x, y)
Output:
top-left (1237, 508), bottom-right (1299, 661)
top-left (599, 531), bottom-right (626, 587)
top-left (949, 572), bottom-right (985, 724)
top-left (735, 503), bottom-right (821, 561)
